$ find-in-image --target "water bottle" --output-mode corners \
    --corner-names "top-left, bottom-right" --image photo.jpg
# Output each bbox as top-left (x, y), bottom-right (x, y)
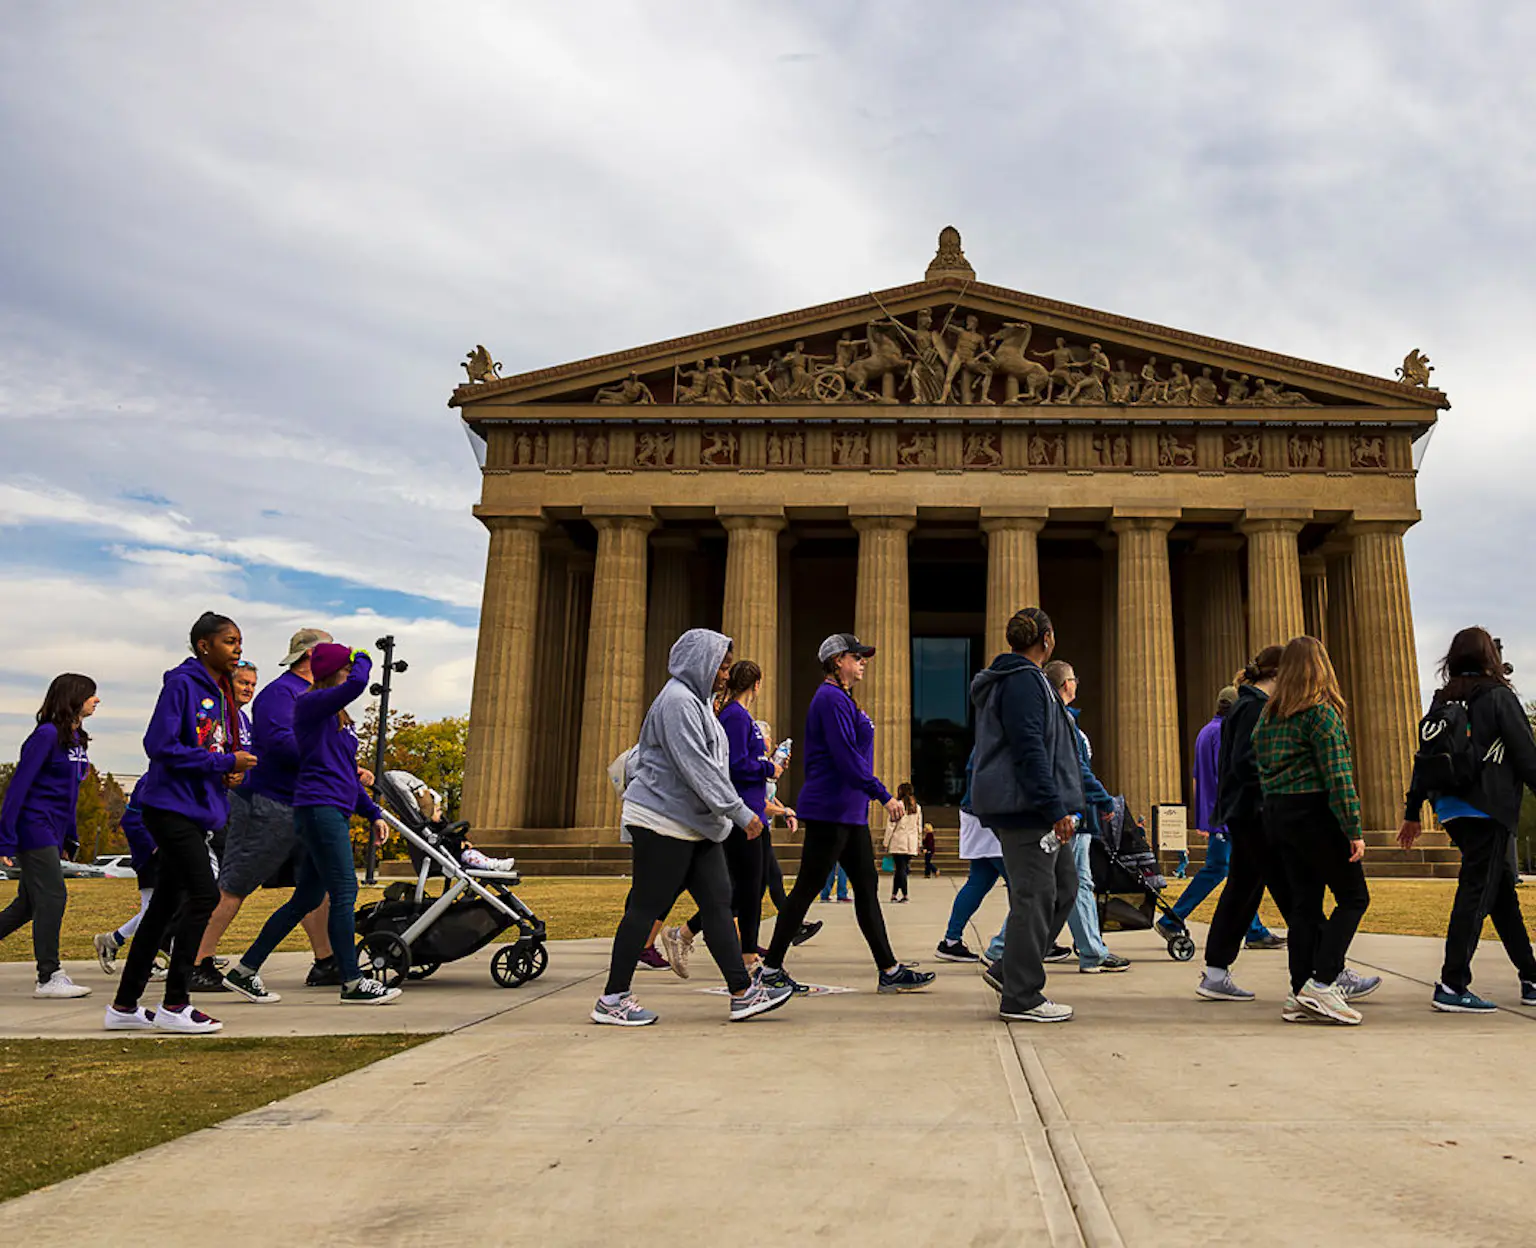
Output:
top-left (772, 738), bottom-right (792, 766)
top-left (1039, 813), bottom-right (1081, 855)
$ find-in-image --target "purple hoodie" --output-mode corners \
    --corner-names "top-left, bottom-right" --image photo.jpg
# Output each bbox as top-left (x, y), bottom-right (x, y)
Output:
top-left (796, 680), bottom-right (891, 824)
top-left (137, 656), bottom-right (240, 830)
top-left (1193, 714), bottom-right (1224, 834)
top-left (119, 776), bottom-right (157, 871)
top-left (0, 724), bottom-right (89, 855)
top-left (292, 654), bottom-right (384, 821)
top-left (243, 669), bottom-right (311, 805)
top-left (719, 699), bottom-right (773, 822)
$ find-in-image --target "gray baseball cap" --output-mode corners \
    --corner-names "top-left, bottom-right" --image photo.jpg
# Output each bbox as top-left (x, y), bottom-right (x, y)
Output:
top-left (280, 627), bottom-right (334, 667)
top-left (817, 632), bottom-right (876, 664)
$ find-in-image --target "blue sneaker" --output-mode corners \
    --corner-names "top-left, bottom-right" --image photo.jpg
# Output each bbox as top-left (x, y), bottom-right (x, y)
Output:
top-left (591, 994), bottom-right (659, 1026)
top-left (1335, 968), bottom-right (1381, 1000)
top-left (879, 964), bottom-right (936, 993)
top-left (1523, 981), bottom-right (1536, 1007)
top-left (758, 966), bottom-right (810, 994)
top-left (1431, 983), bottom-right (1496, 1014)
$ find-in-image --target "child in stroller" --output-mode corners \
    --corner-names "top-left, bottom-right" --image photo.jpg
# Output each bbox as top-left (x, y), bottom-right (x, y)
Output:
top-left (1090, 796), bottom-right (1198, 961)
top-left (353, 770), bottom-right (547, 988)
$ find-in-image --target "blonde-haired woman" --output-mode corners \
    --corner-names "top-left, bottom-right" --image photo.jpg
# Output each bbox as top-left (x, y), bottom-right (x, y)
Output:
top-left (1252, 636), bottom-right (1371, 1025)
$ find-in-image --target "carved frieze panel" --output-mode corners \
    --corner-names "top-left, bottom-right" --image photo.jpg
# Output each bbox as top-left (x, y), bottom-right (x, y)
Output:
top-left (962, 430), bottom-right (1003, 468)
top-left (1288, 432), bottom-right (1325, 470)
top-left (766, 428), bottom-right (806, 467)
top-left (1350, 434), bottom-right (1387, 469)
top-left (1092, 430), bottom-right (1132, 468)
top-left (832, 428), bottom-right (869, 467)
top-left (896, 430), bottom-right (938, 468)
top-left (1156, 430), bottom-right (1198, 469)
top-left (1027, 431), bottom-right (1066, 467)
top-left (633, 430), bottom-right (675, 468)
top-left (700, 429), bottom-right (739, 467)
top-left (1222, 432), bottom-right (1263, 471)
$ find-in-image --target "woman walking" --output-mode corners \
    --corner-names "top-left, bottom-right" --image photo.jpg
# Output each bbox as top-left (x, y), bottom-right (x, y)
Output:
top-left (1252, 636), bottom-right (1371, 1025)
top-left (758, 633), bottom-right (934, 994)
top-left (1401, 626), bottom-right (1536, 1012)
top-left (224, 643), bottom-right (400, 1005)
top-left (884, 783), bottom-right (922, 902)
top-left (936, 755), bottom-right (1004, 963)
top-left (107, 613), bottom-right (257, 1034)
top-left (0, 674), bottom-right (100, 998)
top-left (595, 629), bottom-right (794, 1026)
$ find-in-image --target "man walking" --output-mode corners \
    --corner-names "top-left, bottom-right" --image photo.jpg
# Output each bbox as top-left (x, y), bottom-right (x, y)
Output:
top-left (971, 607), bottom-right (1082, 1024)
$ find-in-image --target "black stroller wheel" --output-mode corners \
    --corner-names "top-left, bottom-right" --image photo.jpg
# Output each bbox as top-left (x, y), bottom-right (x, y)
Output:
top-left (1168, 933), bottom-right (1197, 962)
top-left (406, 961), bottom-right (441, 981)
top-left (521, 942), bottom-right (549, 981)
top-left (491, 944), bottom-right (529, 988)
top-left (356, 931), bottom-right (410, 988)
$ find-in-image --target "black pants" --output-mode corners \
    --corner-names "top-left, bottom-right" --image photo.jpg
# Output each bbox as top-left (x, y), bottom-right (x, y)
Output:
top-left (0, 846), bottom-right (66, 981)
top-left (115, 807), bottom-right (220, 1011)
top-left (678, 824), bottom-right (770, 950)
top-left (1267, 793), bottom-right (1370, 993)
top-left (763, 828), bottom-right (788, 909)
top-left (1204, 814), bottom-right (1294, 970)
top-left (1441, 817), bottom-right (1536, 992)
top-left (891, 853), bottom-right (912, 898)
top-left (923, 850), bottom-right (936, 878)
top-left (765, 820), bottom-right (896, 970)
top-left (608, 826), bottom-right (749, 996)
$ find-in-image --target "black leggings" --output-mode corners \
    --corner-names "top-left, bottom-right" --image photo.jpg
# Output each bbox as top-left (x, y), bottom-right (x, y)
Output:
top-left (1267, 792), bottom-right (1370, 993)
top-left (763, 827), bottom-right (788, 909)
top-left (891, 853), bottom-right (912, 898)
top-left (678, 825), bottom-right (770, 950)
top-left (115, 807), bottom-right (219, 1011)
top-left (610, 826), bottom-right (749, 996)
top-left (1441, 817), bottom-right (1536, 992)
top-left (1204, 814), bottom-right (1293, 970)
top-left (764, 820), bottom-right (896, 970)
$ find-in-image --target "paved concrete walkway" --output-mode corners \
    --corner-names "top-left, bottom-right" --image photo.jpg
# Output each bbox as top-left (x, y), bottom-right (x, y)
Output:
top-left (3, 876), bottom-right (1535, 1246)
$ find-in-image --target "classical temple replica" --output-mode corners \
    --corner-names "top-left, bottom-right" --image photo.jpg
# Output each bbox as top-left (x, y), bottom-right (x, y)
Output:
top-left (451, 229), bottom-right (1449, 874)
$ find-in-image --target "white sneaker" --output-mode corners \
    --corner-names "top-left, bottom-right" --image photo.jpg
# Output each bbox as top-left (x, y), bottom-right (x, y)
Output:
top-left (1296, 978), bottom-right (1362, 1025)
top-left (150, 951), bottom-right (169, 981)
top-left (35, 971), bottom-right (91, 999)
top-left (999, 999), bottom-right (1074, 1023)
top-left (659, 924), bottom-right (694, 980)
top-left (94, 932), bottom-right (120, 974)
top-left (152, 1004), bottom-right (223, 1034)
top-left (104, 1004), bottom-right (156, 1030)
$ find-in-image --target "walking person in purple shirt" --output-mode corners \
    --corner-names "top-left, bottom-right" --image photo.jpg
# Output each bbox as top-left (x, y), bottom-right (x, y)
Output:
top-left (106, 612), bottom-right (258, 1034)
top-left (1158, 687), bottom-right (1282, 950)
top-left (224, 643), bottom-right (400, 1005)
top-left (0, 673), bottom-right (100, 998)
top-left (758, 633), bottom-right (935, 994)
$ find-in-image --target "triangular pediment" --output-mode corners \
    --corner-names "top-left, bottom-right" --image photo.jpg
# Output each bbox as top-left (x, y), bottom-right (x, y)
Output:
top-left (452, 247), bottom-right (1447, 418)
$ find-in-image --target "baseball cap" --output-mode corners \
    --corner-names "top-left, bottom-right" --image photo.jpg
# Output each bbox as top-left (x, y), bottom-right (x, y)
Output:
top-left (817, 632), bottom-right (876, 664)
top-left (1217, 685), bottom-right (1239, 712)
top-left (280, 628), bottom-right (334, 667)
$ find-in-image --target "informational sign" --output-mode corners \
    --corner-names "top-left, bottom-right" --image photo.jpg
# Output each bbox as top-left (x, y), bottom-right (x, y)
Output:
top-left (1154, 804), bottom-right (1188, 853)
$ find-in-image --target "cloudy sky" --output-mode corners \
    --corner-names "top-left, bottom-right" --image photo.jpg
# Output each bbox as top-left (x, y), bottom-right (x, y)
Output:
top-left (2, 1), bottom-right (1532, 773)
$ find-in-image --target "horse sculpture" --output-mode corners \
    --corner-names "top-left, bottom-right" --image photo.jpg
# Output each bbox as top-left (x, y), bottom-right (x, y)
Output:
top-left (843, 322), bottom-right (908, 403)
top-left (988, 322), bottom-right (1051, 404)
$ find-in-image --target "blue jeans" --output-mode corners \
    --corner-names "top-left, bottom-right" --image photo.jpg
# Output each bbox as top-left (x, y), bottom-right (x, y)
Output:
top-left (945, 857), bottom-right (1007, 942)
top-left (242, 805), bottom-right (360, 982)
top-left (819, 864), bottom-right (849, 901)
top-left (1065, 831), bottom-right (1109, 967)
top-left (1169, 834), bottom-right (1270, 940)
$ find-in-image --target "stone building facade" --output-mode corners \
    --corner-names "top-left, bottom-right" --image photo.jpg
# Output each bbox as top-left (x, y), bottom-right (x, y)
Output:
top-left (451, 231), bottom-right (1447, 851)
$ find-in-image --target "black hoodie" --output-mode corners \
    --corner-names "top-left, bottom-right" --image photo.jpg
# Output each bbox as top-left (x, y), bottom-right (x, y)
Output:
top-left (1404, 681), bottom-right (1536, 831)
top-left (1215, 684), bottom-right (1267, 829)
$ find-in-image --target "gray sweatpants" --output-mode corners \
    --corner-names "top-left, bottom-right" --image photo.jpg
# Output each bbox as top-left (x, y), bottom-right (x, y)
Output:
top-left (997, 829), bottom-right (1078, 1012)
top-left (0, 846), bottom-right (67, 982)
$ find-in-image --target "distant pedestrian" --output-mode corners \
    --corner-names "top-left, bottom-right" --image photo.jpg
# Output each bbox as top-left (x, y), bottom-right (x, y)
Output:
top-left (1253, 636), bottom-right (1372, 1025)
top-left (884, 783), bottom-right (922, 902)
top-left (922, 824), bottom-right (937, 877)
top-left (1401, 626), bottom-right (1536, 1012)
top-left (819, 863), bottom-right (850, 902)
top-left (0, 673), bottom-right (100, 998)
top-left (106, 612), bottom-right (258, 1034)
top-left (757, 634), bottom-right (933, 995)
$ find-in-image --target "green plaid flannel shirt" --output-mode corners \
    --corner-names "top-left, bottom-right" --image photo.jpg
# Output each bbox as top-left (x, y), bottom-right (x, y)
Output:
top-left (1251, 702), bottom-right (1363, 840)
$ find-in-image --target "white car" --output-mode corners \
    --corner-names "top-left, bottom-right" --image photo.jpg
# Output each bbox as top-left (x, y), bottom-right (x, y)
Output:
top-left (91, 855), bottom-right (138, 879)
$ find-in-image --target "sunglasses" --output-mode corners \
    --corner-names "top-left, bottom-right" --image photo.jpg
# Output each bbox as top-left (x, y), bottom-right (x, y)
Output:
top-left (236, 660), bottom-right (257, 670)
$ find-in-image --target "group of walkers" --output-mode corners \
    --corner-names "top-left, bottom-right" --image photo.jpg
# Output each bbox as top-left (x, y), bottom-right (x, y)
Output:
top-left (0, 614), bottom-right (403, 1035)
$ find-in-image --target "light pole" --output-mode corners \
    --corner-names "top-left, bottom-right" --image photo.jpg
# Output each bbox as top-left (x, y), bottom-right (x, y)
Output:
top-left (367, 634), bottom-right (408, 885)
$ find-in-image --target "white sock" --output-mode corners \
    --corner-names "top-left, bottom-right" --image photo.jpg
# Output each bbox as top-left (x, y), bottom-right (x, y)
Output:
top-left (600, 991), bottom-right (625, 1005)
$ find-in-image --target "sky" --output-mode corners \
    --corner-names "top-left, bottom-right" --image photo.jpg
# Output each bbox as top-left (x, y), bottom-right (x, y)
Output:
top-left (1, 1), bottom-right (1533, 774)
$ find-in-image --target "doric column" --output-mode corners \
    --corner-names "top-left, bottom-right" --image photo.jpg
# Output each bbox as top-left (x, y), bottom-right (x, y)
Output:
top-left (1347, 520), bottom-right (1422, 829)
top-left (981, 509), bottom-right (1046, 661)
top-left (720, 508), bottom-right (787, 723)
top-left (1241, 514), bottom-right (1307, 653)
top-left (555, 550), bottom-right (594, 827)
top-left (1110, 514), bottom-right (1181, 821)
top-left (574, 512), bottom-right (655, 828)
top-left (1301, 553), bottom-right (1329, 644)
top-left (1097, 534), bottom-right (1119, 793)
top-left (462, 514), bottom-right (546, 832)
top-left (1323, 538), bottom-right (1359, 737)
top-left (853, 510), bottom-right (915, 817)
top-left (644, 532), bottom-right (698, 706)
top-left (1183, 533), bottom-right (1247, 771)
top-left (526, 530), bottom-right (574, 828)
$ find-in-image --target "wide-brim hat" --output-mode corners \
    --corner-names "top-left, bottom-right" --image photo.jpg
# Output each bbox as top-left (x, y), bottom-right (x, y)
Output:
top-left (817, 632), bottom-right (876, 664)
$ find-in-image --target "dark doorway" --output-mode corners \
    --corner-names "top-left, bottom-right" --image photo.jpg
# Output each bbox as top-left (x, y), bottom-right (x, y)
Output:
top-left (911, 635), bottom-right (979, 805)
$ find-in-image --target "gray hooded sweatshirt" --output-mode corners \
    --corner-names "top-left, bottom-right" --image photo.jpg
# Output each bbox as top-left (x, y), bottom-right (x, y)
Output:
top-left (621, 628), bottom-right (754, 842)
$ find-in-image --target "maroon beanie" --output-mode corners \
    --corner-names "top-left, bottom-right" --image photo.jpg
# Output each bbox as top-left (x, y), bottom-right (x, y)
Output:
top-left (309, 643), bottom-right (353, 682)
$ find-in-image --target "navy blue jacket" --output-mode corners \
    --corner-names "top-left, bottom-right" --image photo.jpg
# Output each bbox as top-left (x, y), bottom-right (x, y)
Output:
top-left (969, 653), bottom-right (1084, 830)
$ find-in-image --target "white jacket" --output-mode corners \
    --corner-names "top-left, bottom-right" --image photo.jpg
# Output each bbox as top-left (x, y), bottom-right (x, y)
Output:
top-left (884, 806), bottom-right (923, 855)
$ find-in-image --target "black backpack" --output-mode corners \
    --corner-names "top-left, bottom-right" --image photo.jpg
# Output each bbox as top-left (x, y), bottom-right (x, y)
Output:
top-left (1410, 693), bottom-right (1483, 797)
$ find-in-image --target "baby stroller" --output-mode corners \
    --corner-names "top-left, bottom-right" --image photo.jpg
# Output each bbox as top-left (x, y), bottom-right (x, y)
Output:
top-left (1088, 796), bottom-right (1197, 961)
top-left (353, 771), bottom-right (548, 988)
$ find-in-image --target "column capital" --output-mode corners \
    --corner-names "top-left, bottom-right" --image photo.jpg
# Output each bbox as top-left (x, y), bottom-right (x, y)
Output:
top-left (719, 512), bottom-right (788, 534)
top-left (583, 503), bottom-right (655, 522)
top-left (1344, 518), bottom-right (1416, 539)
top-left (852, 514), bottom-right (917, 534)
top-left (981, 514), bottom-right (1047, 535)
top-left (587, 513), bottom-right (657, 534)
top-left (1239, 513), bottom-right (1307, 537)
top-left (1109, 515), bottom-right (1175, 535)
top-left (474, 505), bottom-right (546, 533)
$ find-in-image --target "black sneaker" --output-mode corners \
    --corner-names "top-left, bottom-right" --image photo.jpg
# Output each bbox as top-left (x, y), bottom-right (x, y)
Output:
top-left (981, 962), bottom-right (1003, 993)
top-left (187, 961), bottom-right (229, 993)
top-left (792, 920), bottom-right (823, 947)
top-left (1043, 944), bottom-right (1074, 964)
top-left (757, 966), bottom-right (811, 994)
top-left (306, 958), bottom-right (342, 987)
top-left (878, 964), bottom-right (936, 993)
top-left (935, 939), bottom-right (981, 963)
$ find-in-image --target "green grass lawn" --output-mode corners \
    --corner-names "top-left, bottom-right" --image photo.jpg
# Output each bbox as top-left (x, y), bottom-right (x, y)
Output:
top-left (0, 1034), bottom-right (428, 1200)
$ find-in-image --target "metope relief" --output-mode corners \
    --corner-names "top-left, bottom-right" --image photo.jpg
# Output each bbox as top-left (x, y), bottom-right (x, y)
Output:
top-left (1288, 433), bottom-right (1324, 470)
top-left (700, 430), bottom-right (738, 467)
top-left (1092, 431), bottom-right (1131, 468)
top-left (512, 430), bottom-right (548, 467)
top-left (962, 431), bottom-right (1003, 468)
top-left (1157, 431), bottom-right (1198, 468)
top-left (1223, 433), bottom-right (1262, 470)
top-left (1027, 432), bottom-right (1066, 467)
top-left (634, 430), bottom-right (676, 468)
top-left (766, 429), bottom-right (806, 466)
top-left (832, 429), bottom-right (869, 466)
top-left (896, 431), bottom-right (938, 467)
top-left (1350, 435), bottom-right (1387, 469)
top-left (572, 431), bottom-right (611, 468)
